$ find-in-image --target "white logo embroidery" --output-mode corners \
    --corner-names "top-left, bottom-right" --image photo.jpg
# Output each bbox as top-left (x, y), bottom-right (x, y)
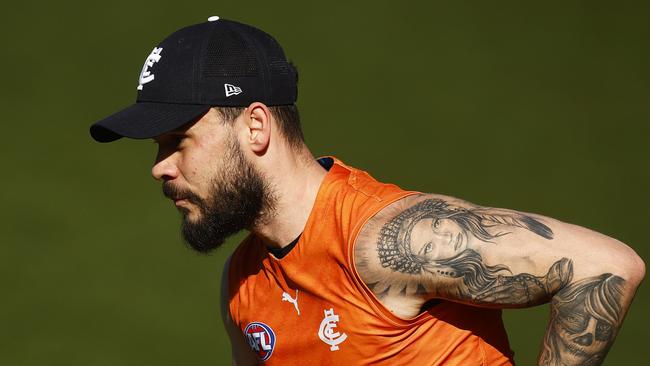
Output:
top-left (247, 331), bottom-right (273, 352)
top-left (318, 308), bottom-right (347, 351)
top-left (224, 83), bottom-right (242, 97)
top-left (137, 47), bottom-right (163, 90)
top-left (281, 290), bottom-right (300, 316)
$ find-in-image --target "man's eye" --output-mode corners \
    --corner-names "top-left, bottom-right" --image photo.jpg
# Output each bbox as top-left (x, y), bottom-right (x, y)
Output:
top-left (172, 135), bottom-right (186, 145)
top-left (424, 243), bottom-right (433, 254)
top-left (432, 219), bottom-right (441, 228)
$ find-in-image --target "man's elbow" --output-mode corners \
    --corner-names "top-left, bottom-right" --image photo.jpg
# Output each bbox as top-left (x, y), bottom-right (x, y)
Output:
top-left (615, 243), bottom-right (646, 288)
top-left (627, 250), bottom-right (646, 287)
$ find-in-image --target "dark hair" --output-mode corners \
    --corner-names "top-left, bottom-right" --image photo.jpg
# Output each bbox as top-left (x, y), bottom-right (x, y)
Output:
top-left (554, 274), bottom-right (624, 326)
top-left (431, 249), bottom-right (509, 291)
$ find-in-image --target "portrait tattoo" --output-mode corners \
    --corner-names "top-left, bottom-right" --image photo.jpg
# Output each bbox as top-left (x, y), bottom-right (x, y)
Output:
top-left (364, 197), bottom-right (627, 364)
top-left (358, 197), bottom-right (560, 304)
top-left (376, 198), bottom-right (553, 275)
top-left (540, 274), bottom-right (625, 366)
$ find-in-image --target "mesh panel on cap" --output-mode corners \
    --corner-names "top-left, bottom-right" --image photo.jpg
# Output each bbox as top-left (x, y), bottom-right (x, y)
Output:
top-left (202, 28), bottom-right (259, 77)
top-left (257, 32), bottom-right (291, 76)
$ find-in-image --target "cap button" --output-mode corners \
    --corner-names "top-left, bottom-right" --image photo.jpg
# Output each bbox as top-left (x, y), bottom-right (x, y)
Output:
top-left (208, 16), bottom-right (220, 22)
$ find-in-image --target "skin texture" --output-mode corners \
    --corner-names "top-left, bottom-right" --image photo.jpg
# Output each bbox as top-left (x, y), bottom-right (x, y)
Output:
top-left (151, 104), bottom-right (327, 365)
top-left (159, 126), bottom-right (276, 253)
top-left (152, 105), bottom-right (326, 250)
top-left (355, 194), bottom-right (645, 365)
top-left (541, 274), bottom-right (625, 365)
top-left (150, 105), bottom-right (644, 365)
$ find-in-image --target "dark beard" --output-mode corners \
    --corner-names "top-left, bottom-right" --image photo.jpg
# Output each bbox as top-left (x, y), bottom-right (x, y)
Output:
top-left (163, 138), bottom-right (276, 253)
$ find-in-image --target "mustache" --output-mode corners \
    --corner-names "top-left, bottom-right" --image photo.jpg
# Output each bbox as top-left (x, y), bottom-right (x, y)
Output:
top-left (162, 182), bottom-right (202, 205)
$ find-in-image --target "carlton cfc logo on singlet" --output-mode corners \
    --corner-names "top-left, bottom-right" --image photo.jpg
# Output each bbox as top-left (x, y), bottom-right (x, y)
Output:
top-left (244, 322), bottom-right (276, 361)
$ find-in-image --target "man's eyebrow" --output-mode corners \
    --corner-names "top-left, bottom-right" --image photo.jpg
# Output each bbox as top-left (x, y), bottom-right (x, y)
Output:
top-left (165, 128), bottom-right (190, 136)
top-left (153, 129), bottom-right (187, 142)
top-left (170, 123), bottom-right (195, 134)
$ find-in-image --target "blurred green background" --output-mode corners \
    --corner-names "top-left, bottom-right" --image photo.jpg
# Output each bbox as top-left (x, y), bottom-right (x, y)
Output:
top-left (1, 0), bottom-right (648, 364)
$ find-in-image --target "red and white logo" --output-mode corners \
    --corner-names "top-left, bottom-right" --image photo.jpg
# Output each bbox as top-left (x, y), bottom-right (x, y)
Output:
top-left (244, 322), bottom-right (276, 362)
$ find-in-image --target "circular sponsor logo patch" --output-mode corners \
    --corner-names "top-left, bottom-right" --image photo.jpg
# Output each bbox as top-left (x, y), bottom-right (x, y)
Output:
top-left (244, 322), bottom-right (276, 361)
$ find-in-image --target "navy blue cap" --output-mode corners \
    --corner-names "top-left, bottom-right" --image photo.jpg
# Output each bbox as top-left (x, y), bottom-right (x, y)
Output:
top-left (90, 17), bottom-right (298, 142)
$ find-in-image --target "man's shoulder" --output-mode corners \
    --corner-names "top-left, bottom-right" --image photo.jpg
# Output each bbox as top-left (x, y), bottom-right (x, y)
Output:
top-left (325, 157), bottom-right (413, 204)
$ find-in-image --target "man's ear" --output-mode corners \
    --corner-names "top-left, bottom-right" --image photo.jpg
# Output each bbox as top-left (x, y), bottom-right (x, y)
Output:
top-left (244, 102), bottom-right (272, 154)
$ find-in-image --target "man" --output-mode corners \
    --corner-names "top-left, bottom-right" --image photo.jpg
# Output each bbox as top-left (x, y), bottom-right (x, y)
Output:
top-left (90, 17), bottom-right (645, 365)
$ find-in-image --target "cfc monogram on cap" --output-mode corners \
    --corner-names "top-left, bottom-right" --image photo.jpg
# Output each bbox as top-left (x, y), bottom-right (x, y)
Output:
top-left (90, 16), bottom-right (297, 143)
top-left (137, 47), bottom-right (163, 90)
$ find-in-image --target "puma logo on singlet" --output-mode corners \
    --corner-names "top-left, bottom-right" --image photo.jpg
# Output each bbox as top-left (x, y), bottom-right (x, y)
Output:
top-left (282, 289), bottom-right (300, 315)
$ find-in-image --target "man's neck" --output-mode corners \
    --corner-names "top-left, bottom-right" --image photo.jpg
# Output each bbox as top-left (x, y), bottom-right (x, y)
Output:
top-left (252, 151), bottom-right (328, 249)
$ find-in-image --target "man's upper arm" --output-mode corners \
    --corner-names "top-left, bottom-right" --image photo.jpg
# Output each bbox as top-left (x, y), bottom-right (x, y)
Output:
top-left (220, 258), bottom-right (259, 366)
top-left (354, 193), bottom-right (644, 314)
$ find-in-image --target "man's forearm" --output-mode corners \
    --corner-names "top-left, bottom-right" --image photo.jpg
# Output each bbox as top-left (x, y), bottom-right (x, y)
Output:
top-left (538, 268), bottom-right (642, 366)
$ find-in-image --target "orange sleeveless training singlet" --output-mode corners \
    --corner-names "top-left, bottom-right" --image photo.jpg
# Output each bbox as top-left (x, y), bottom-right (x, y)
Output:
top-left (227, 158), bottom-right (514, 365)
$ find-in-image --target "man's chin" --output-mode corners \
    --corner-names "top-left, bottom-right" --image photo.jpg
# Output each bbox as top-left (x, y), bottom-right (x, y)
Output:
top-left (179, 214), bottom-right (230, 253)
top-left (180, 224), bottom-right (223, 254)
top-left (179, 207), bottom-right (201, 222)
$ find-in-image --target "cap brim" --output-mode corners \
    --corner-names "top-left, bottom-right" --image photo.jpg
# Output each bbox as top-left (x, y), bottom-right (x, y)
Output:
top-left (90, 102), bottom-right (212, 143)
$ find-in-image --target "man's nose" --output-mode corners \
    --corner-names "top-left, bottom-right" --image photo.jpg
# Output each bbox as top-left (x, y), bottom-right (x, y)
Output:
top-left (151, 156), bottom-right (179, 181)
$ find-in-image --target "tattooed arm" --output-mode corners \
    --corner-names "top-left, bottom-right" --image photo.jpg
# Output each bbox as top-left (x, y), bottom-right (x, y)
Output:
top-left (354, 194), bottom-right (645, 366)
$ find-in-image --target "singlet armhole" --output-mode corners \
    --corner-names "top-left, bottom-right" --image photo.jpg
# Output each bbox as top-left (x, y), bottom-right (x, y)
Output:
top-left (347, 190), bottom-right (441, 328)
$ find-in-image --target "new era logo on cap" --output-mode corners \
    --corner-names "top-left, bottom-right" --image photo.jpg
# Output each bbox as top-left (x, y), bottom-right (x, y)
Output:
top-left (90, 17), bottom-right (298, 143)
top-left (224, 83), bottom-right (243, 97)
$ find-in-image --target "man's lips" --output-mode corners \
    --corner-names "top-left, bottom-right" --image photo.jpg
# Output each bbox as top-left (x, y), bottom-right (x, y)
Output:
top-left (162, 183), bottom-right (197, 207)
top-left (172, 197), bottom-right (188, 206)
top-left (164, 194), bottom-right (188, 205)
